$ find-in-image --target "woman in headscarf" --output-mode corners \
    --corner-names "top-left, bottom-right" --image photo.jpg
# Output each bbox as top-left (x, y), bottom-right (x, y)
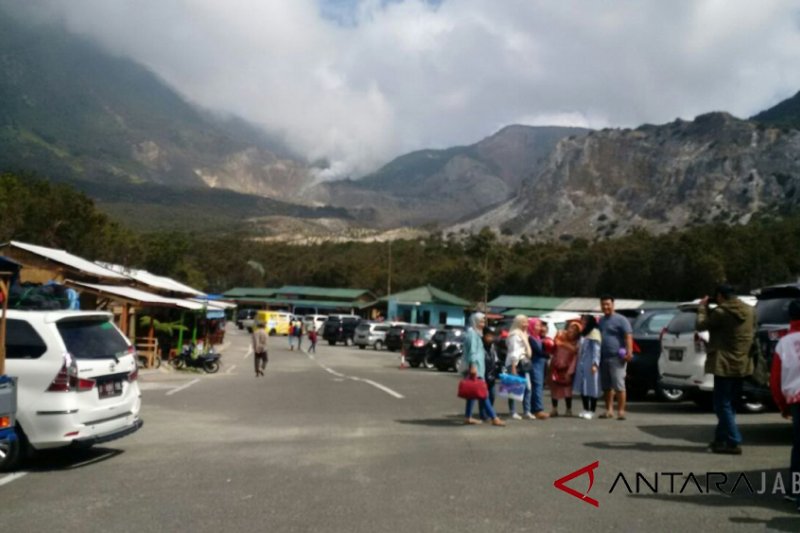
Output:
top-left (573, 314), bottom-right (602, 419)
top-left (462, 312), bottom-right (505, 426)
top-left (550, 321), bottom-right (581, 417)
top-left (505, 314), bottom-right (534, 420)
top-left (528, 317), bottom-right (550, 420)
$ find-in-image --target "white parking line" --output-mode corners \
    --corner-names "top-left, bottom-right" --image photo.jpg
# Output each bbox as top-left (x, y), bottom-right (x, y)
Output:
top-left (0, 472), bottom-right (28, 487)
top-left (243, 346), bottom-right (253, 360)
top-left (226, 364), bottom-right (237, 375)
top-left (309, 354), bottom-right (404, 399)
top-left (166, 378), bottom-right (200, 396)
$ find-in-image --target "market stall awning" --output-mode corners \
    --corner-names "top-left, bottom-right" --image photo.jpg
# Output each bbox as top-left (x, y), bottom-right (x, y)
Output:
top-left (97, 261), bottom-right (205, 297)
top-left (2, 241), bottom-right (128, 281)
top-left (66, 281), bottom-right (206, 310)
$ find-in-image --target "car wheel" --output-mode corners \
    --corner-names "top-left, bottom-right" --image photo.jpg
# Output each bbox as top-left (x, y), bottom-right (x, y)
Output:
top-left (422, 352), bottom-right (435, 369)
top-left (450, 357), bottom-right (462, 372)
top-left (0, 426), bottom-right (29, 472)
top-left (345, 337), bottom-right (354, 347)
top-left (204, 360), bottom-right (221, 374)
top-left (738, 395), bottom-right (767, 414)
top-left (656, 384), bottom-right (686, 402)
top-left (374, 340), bottom-right (383, 351)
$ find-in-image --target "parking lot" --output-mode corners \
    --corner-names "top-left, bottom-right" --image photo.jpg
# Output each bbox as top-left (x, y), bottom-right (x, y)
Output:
top-left (1, 325), bottom-right (799, 532)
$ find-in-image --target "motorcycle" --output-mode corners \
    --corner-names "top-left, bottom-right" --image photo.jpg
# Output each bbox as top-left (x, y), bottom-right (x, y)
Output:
top-left (170, 343), bottom-right (221, 374)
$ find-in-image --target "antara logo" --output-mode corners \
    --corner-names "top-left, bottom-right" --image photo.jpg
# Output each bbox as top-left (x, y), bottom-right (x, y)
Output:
top-left (553, 461), bottom-right (600, 508)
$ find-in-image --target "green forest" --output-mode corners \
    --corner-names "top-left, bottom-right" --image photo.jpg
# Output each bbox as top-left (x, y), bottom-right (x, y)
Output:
top-left (2, 172), bottom-right (799, 302)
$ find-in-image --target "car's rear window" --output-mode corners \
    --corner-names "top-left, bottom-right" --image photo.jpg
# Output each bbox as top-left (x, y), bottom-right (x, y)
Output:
top-left (433, 331), bottom-right (447, 343)
top-left (388, 326), bottom-right (404, 335)
top-left (5, 319), bottom-right (47, 359)
top-left (757, 298), bottom-right (798, 325)
top-left (666, 311), bottom-right (697, 334)
top-left (635, 311), bottom-right (677, 334)
top-left (356, 323), bottom-right (371, 332)
top-left (56, 319), bottom-right (129, 360)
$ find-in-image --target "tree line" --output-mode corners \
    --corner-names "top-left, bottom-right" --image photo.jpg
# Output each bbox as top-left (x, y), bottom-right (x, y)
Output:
top-left (1, 172), bottom-right (799, 302)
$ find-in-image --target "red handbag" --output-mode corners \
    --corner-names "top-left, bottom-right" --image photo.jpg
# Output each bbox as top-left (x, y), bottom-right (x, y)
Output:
top-left (458, 376), bottom-right (489, 400)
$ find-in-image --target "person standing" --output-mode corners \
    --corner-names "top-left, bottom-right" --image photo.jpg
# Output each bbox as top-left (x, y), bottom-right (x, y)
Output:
top-left (698, 283), bottom-right (755, 455)
top-left (308, 327), bottom-right (318, 354)
top-left (505, 315), bottom-right (534, 420)
top-left (481, 326), bottom-right (500, 411)
top-left (574, 315), bottom-right (602, 419)
top-left (528, 318), bottom-right (550, 419)
top-left (599, 295), bottom-right (634, 420)
top-left (550, 321), bottom-right (580, 417)
top-left (770, 300), bottom-right (800, 510)
top-left (294, 319), bottom-right (304, 352)
top-left (462, 312), bottom-right (505, 427)
top-left (252, 321), bottom-right (269, 377)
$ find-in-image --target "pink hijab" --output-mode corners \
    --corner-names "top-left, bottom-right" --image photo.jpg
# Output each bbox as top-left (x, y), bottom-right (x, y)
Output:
top-left (527, 318), bottom-right (542, 340)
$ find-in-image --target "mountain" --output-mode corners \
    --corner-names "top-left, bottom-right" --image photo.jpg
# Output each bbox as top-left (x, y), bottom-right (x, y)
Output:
top-left (310, 125), bottom-right (590, 227)
top-left (751, 90), bottom-right (800, 131)
top-left (453, 111), bottom-right (800, 239)
top-left (0, 5), bottom-right (337, 231)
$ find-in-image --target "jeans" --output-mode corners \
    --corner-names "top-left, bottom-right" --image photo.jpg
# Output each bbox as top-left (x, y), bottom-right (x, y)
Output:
top-left (531, 356), bottom-right (547, 414)
top-left (466, 397), bottom-right (497, 420)
top-left (713, 375), bottom-right (743, 446)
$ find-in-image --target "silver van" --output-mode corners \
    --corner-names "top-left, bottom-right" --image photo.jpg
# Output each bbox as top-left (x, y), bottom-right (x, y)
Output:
top-left (354, 322), bottom-right (390, 350)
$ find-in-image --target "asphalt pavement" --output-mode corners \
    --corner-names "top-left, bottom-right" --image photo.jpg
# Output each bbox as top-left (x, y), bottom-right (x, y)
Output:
top-left (1, 325), bottom-right (799, 532)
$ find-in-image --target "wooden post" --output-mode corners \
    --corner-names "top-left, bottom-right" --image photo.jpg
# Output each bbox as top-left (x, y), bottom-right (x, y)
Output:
top-left (120, 303), bottom-right (130, 339)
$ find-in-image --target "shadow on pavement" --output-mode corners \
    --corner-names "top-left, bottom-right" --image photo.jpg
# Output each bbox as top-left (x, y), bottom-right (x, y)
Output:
top-left (396, 414), bottom-right (476, 427)
top-left (26, 447), bottom-right (124, 472)
top-left (624, 467), bottom-right (800, 531)
top-left (583, 441), bottom-right (704, 453)
top-left (636, 422), bottom-right (791, 446)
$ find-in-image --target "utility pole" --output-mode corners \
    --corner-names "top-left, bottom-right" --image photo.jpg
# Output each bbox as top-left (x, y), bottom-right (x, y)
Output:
top-left (387, 240), bottom-right (392, 297)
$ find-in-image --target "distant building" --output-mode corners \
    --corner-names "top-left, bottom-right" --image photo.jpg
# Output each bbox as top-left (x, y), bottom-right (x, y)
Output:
top-left (381, 285), bottom-right (471, 327)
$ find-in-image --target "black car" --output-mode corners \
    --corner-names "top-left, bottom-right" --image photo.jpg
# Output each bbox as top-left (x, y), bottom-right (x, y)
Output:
top-left (429, 327), bottom-right (466, 372)
top-left (385, 324), bottom-right (411, 352)
top-left (745, 283), bottom-right (800, 406)
top-left (322, 315), bottom-right (361, 346)
top-left (402, 326), bottom-right (437, 368)
top-left (625, 308), bottom-right (681, 400)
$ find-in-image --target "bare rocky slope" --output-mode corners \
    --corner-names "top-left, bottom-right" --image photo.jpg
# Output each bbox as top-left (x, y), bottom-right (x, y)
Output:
top-left (452, 111), bottom-right (800, 240)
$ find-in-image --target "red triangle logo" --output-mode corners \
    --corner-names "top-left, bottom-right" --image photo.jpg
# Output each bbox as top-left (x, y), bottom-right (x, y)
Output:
top-left (553, 461), bottom-right (600, 507)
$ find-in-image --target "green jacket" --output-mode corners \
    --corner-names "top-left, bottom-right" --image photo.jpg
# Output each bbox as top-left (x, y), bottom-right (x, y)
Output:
top-left (696, 298), bottom-right (755, 377)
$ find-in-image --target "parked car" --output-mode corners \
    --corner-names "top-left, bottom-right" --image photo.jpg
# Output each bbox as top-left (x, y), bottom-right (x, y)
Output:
top-left (302, 314), bottom-right (328, 334)
top-left (658, 297), bottom-right (763, 411)
top-left (626, 308), bottom-right (681, 400)
top-left (1, 310), bottom-right (143, 471)
top-left (354, 322), bottom-right (390, 350)
top-left (744, 283), bottom-right (800, 405)
top-left (385, 323), bottom-right (412, 352)
top-left (428, 327), bottom-right (466, 372)
top-left (403, 326), bottom-right (438, 367)
top-left (235, 308), bottom-right (257, 330)
top-left (322, 315), bottom-right (361, 346)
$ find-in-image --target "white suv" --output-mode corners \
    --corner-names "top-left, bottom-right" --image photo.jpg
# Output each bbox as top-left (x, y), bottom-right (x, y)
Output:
top-left (1, 310), bottom-right (143, 471)
top-left (658, 297), bottom-right (756, 406)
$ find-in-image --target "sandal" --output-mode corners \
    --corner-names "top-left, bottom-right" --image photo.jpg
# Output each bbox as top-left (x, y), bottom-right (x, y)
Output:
top-left (599, 412), bottom-right (614, 419)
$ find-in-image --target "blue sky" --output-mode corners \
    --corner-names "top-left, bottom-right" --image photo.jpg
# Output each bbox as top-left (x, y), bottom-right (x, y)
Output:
top-left (17, 0), bottom-right (800, 179)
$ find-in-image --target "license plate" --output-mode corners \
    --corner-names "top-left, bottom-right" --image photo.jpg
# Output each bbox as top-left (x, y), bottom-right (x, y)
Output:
top-left (668, 349), bottom-right (684, 362)
top-left (98, 379), bottom-right (124, 399)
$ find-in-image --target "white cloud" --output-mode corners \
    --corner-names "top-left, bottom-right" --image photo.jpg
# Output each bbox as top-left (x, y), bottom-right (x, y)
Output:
top-left (15, 0), bottom-right (800, 178)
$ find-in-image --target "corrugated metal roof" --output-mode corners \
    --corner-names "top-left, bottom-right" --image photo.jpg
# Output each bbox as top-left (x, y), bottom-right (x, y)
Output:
top-left (8, 241), bottom-right (127, 280)
top-left (274, 285), bottom-right (372, 299)
top-left (487, 295), bottom-right (566, 311)
top-left (223, 287), bottom-right (279, 298)
top-left (68, 281), bottom-right (206, 310)
top-left (97, 262), bottom-right (204, 296)
top-left (556, 298), bottom-right (645, 312)
top-left (381, 285), bottom-right (471, 307)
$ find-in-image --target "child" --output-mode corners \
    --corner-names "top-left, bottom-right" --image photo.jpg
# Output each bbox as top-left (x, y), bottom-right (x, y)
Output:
top-left (308, 328), bottom-right (318, 354)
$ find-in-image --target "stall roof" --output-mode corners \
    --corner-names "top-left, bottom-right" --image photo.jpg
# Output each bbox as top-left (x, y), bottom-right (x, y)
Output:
top-left (4, 241), bottom-right (128, 280)
top-left (274, 286), bottom-right (373, 299)
top-left (381, 285), bottom-right (471, 307)
top-left (488, 295), bottom-right (566, 312)
top-left (97, 262), bottom-right (204, 297)
top-left (223, 287), bottom-right (279, 298)
top-left (556, 298), bottom-right (645, 312)
top-left (67, 281), bottom-right (206, 310)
